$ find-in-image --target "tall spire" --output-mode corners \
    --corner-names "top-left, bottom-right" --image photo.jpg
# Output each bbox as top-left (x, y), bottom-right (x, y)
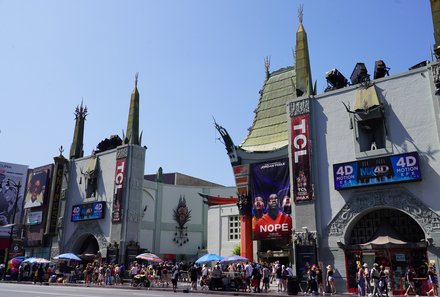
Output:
top-left (295, 5), bottom-right (313, 97)
top-left (431, 0), bottom-right (440, 60)
top-left (69, 101), bottom-right (87, 159)
top-left (125, 73), bottom-right (140, 145)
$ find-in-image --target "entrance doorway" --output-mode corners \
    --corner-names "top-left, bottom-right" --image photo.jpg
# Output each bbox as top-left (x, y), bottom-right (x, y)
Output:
top-left (343, 208), bottom-right (427, 294)
top-left (73, 234), bottom-right (100, 261)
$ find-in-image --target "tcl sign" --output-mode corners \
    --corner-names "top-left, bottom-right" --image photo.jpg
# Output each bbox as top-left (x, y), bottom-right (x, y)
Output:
top-left (114, 160), bottom-right (126, 194)
top-left (292, 118), bottom-right (308, 164)
top-left (112, 158), bottom-right (126, 223)
top-left (290, 114), bottom-right (313, 203)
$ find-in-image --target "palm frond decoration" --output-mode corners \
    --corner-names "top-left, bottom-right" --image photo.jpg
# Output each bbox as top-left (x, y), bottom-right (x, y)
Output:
top-left (173, 195), bottom-right (192, 228)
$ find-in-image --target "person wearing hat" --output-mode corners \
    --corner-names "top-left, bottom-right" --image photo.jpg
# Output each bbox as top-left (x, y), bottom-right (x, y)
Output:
top-left (326, 265), bottom-right (336, 294)
top-left (363, 263), bottom-right (372, 296)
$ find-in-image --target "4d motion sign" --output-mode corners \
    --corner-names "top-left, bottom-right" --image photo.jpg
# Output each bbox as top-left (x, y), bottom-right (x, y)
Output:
top-left (333, 152), bottom-right (422, 190)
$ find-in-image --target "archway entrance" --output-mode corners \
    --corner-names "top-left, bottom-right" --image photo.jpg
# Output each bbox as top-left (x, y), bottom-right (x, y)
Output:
top-left (343, 208), bottom-right (427, 294)
top-left (73, 234), bottom-right (100, 261)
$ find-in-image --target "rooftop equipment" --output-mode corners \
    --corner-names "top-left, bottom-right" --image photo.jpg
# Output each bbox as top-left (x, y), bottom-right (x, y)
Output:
top-left (350, 63), bottom-right (369, 85)
top-left (325, 69), bottom-right (348, 92)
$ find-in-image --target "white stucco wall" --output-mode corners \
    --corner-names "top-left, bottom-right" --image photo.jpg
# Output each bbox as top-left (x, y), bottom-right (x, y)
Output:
top-left (207, 204), bottom-right (240, 257)
top-left (63, 148), bottom-right (118, 246)
top-left (313, 67), bottom-right (440, 231)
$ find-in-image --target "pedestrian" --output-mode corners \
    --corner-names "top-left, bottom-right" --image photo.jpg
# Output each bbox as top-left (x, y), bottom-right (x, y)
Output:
top-left (379, 266), bottom-right (388, 297)
top-left (262, 265), bottom-right (271, 292)
top-left (171, 264), bottom-right (180, 292)
top-left (188, 264), bottom-right (198, 290)
top-left (0, 263), bottom-right (5, 280)
top-left (251, 263), bottom-right (262, 293)
top-left (404, 267), bottom-right (416, 297)
top-left (282, 265), bottom-right (289, 292)
top-left (245, 262), bottom-right (254, 292)
top-left (370, 263), bottom-right (382, 297)
top-left (276, 264), bottom-right (283, 292)
top-left (363, 263), bottom-right (371, 296)
top-left (427, 265), bottom-right (438, 297)
top-left (357, 264), bottom-right (366, 297)
top-left (326, 265), bottom-right (336, 295)
top-left (316, 265), bottom-right (325, 295)
top-left (37, 264), bottom-right (44, 285)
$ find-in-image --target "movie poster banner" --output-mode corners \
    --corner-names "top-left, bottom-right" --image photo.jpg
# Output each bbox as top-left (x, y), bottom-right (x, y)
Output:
top-left (112, 158), bottom-right (126, 223)
top-left (250, 159), bottom-right (292, 241)
top-left (24, 166), bottom-right (52, 209)
top-left (290, 113), bottom-right (313, 203)
top-left (47, 162), bottom-right (64, 234)
top-left (0, 161), bottom-right (28, 237)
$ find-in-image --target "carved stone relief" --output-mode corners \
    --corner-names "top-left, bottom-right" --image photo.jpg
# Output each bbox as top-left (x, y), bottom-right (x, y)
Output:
top-left (127, 209), bottom-right (141, 223)
top-left (294, 230), bottom-right (317, 246)
top-left (289, 98), bottom-right (310, 117)
top-left (116, 147), bottom-right (128, 159)
top-left (327, 188), bottom-right (440, 237)
top-left (432, 63), bottom-right (440, 83)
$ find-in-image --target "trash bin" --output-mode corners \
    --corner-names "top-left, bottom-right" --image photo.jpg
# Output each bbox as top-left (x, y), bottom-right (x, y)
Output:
top-left (287, 276), bottom-right (299, 295)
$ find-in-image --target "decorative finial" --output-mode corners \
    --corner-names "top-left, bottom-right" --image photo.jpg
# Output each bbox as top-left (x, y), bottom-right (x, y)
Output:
top-left (74, 100), bottom-right (88, 120)
top-left (264, 56), bottom-right (271, 80)
top-left (59, 145), bottom-right (64, 156)
top-left (135, 72), bottom-right (139, 87)
top-left (298, 4), bottom-right (304, 24)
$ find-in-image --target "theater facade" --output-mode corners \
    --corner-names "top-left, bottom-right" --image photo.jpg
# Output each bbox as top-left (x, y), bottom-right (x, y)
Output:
top-left (213, 2), bottom-right (440, 293)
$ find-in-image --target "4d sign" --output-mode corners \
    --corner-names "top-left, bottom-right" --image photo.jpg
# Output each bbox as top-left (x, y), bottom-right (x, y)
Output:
top-left (333, 152), bottom-right (422, 190)
top-left (112, 158), bottom-right (127, 223)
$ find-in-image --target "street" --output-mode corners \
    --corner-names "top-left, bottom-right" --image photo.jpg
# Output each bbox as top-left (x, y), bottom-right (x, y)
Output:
top-left (0, 282), bottom-right (196, 297)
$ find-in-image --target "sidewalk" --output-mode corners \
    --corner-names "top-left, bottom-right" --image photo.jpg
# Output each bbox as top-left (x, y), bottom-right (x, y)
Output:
top-left (1, 279), bottom-right (356, 297)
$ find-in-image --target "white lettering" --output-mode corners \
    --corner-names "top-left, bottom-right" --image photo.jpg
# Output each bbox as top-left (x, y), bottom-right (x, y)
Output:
top-left (293, 119), bottom-right (308, 163)
top-left (259, 223), bottom-right (289, 233)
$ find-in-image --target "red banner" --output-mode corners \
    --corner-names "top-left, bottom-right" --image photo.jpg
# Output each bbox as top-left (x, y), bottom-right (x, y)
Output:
top-left (112, 158), bottom-right (126, 223)
top-left (291, 114), bottom-right (313, 203)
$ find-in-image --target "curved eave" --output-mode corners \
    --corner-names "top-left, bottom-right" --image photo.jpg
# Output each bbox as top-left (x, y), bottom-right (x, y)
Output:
top-left (239, 66), bottom-right (296, 152)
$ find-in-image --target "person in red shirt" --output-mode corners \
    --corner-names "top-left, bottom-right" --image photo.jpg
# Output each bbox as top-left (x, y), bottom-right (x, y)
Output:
top-left (254, 194), bottom-right (292, 240)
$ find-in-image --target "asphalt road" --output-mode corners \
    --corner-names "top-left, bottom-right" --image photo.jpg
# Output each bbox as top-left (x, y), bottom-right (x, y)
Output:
top-left (0, 282), bottom-right (198, 297)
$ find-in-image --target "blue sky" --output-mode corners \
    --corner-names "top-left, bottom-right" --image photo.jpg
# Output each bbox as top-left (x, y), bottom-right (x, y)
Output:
top-left (0, 1), bottom-right (434, 186)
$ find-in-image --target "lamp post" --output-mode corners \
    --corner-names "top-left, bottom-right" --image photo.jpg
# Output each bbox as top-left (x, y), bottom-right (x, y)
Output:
top-left (2, 179), bottom-right (22, 265)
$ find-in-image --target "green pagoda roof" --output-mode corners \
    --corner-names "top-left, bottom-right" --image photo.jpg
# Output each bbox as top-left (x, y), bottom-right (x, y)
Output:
top-left (239, 66), bottom-right (297, 152)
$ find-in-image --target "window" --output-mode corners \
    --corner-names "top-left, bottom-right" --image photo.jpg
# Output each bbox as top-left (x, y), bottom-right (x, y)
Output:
top-left (85, 176), bottom-right (97, 198)
top-left (83, 157), bottom-right (98, 198)
top-left (350, 85), bottom-right (392, 158)
top-left (228, 216), bottom-right (240, 240)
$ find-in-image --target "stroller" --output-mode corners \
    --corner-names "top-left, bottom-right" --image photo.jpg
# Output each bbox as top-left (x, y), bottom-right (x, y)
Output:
top-left (133, 274), bottom-right (151, 288)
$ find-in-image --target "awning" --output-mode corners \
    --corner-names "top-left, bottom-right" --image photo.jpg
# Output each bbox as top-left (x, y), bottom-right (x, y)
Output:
top-left (342, 220), bottom-right (428, 250)
top-left (354, 84), bottom-right (381, 113)
top-left (84, 157), bottom-right (98, 178)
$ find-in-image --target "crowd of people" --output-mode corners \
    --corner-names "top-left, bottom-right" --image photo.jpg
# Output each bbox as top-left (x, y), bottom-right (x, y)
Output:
top-left (356, 263), bottom-right (438, 297)
top-left (0, 257), bottom-right (342, 295)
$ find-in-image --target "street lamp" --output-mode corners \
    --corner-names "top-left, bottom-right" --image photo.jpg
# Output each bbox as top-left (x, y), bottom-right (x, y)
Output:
top-left (0, 179), bottom-right (22, 267)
